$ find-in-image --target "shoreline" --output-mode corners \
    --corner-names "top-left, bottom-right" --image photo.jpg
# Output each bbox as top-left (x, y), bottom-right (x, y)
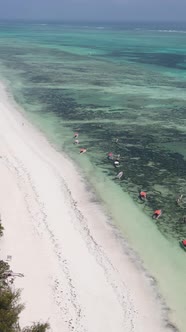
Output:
top-left (0, 81), bottom-right (177, 331)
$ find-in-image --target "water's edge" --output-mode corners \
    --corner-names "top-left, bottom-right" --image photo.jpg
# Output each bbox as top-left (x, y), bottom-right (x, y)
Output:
top-left (2, 78), bottom-right (186, 331)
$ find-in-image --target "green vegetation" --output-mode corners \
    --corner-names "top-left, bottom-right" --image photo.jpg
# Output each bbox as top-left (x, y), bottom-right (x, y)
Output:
top-left (0, 288), bottom-right (23, 332)
top-left (0, 229), bottom-right (50, 332)
top-left (0, 219), bottom-right (4, 237)
top-left (22, 323), bottom-right (50, 332)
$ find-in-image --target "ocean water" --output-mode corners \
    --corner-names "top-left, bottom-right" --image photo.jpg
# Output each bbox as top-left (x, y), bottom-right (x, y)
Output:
top-left (0, 21), bottom-right (186, 330)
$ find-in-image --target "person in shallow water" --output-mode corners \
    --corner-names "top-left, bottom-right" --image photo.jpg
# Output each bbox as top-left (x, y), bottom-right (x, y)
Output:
top-left (176, 194), bottom-right (183, 206)
top-left (179, 216), bottom-right (186, 224)
top-left (80, 148), bottom-right (87, 154)
top-left (74, 132), bottom-right (79, 138)
top-left (74, 139), bottom-right (79, 145)
top-left (181, 216), bottom-right (186, 223)
top-left (139, 191), bottom-right (147, 201)
top-left (152, 209), bottom-right (162, 220)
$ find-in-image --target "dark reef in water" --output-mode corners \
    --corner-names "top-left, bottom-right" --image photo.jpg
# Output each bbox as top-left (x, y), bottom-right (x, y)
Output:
top-left (18, 83), bottom-right (186, 241)
top-left (108, 51), bottom-right (186, 70)
top-left (0, 27), bottom-right (186, 243)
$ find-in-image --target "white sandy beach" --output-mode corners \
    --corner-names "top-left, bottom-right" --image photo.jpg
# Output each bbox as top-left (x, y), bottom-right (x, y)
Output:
top-left (0, 82), bottom-right (172, 332)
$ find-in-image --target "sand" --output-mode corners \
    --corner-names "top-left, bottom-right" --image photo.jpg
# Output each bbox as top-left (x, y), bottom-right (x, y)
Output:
top-left (0, 82), bottom-right (172, 332)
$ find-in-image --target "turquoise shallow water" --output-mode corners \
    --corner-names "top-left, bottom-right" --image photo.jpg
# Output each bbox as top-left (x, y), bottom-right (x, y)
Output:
top-left (0, 21), bottom-right (186, 330)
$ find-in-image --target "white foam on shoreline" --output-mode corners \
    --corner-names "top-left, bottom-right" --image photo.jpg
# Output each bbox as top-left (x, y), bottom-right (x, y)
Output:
top-left (0, 81), bottom-right (177, 331)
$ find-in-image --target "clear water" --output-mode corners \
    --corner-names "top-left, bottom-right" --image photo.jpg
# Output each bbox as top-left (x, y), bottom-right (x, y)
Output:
top-left (0, 21), bottom-right (186, 330)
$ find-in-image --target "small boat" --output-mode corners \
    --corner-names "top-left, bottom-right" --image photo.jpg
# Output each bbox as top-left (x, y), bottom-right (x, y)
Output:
top-left (152, 209), bottom-right (162, 219)
top-left (107, 152), bottom-right (113, 160)
top-left (113, 160), bottom-right (120, 168)
top-left (116, 171), bottom-right (123, 179)
top-left (180, 239), bottom-right (186, 251)
top-left (139, 191), bottom-right (147, 200)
